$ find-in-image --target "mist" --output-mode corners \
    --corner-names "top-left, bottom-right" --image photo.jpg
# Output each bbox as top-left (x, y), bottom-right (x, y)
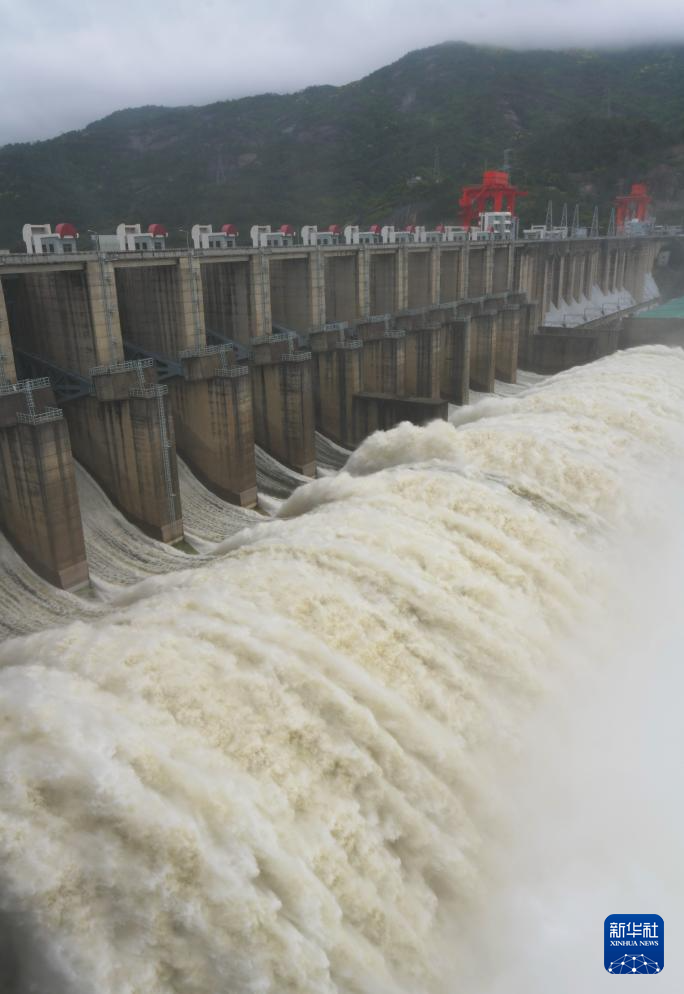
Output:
top-left (2, 0), bottom-right (684, 144)
top-left (450, 471), bottom-right (684, 992)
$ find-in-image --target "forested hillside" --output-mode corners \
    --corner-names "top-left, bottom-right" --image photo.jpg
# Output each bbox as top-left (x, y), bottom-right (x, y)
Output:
top-left (1, 42), bottom-right (683, 248)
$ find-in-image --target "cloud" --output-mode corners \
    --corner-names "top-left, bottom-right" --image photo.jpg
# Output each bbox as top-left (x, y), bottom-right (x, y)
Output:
top-left (1, 0), bottom-right (684, 145)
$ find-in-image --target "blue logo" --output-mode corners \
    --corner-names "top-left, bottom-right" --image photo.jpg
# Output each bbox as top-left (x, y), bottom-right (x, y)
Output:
top-left (604, 915), bottom-right (664, 974)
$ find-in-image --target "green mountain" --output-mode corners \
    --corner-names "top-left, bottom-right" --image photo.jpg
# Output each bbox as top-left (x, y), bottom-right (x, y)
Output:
top-left (2, 42), bottom-right (684, 249)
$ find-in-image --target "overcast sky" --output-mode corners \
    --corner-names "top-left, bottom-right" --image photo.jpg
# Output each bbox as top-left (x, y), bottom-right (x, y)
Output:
top-left (2, 0), bottom-right (684, 146)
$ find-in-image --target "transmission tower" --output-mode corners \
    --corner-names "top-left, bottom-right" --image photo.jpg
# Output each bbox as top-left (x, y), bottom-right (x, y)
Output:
top-left (545, 200), bottom-right (554, 230)
top-left (571, 204), bottom-right (580, 237)
top-left (433, 146), bottom-right (442, 184)
top-left (590, 207), bottom-right (600, 239)
top-left (560, 203), bottom-right (568, 232)
top-left (607, 207), bottom-right (616, 237)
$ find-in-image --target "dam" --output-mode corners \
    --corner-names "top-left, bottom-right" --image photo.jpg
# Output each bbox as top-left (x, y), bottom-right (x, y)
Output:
top-left (0, 232), bottom-right (665, 591)
top-left (0, 346), bottom-right (682, 993)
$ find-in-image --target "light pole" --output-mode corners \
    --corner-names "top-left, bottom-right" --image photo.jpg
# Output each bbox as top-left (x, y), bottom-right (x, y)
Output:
top-left (87, 229), bottom-right (116, 362)
top-left (178, 228), bottom-right (202, 347)
top-left (178, 227), bottom-right (192, 254)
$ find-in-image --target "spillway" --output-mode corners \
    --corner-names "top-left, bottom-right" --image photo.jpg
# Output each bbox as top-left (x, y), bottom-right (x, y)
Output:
top-left (0, 534), bottom-right (102, 641)
top-left (0, 347), bottom-right (683, 994)
top-left (315, 431), bottom-right (351, 472)
top-left (177, 458), bottom-right (261, 547)
top-left (256, 444), bottom-right (311, 498)
top-left (74, 463), bottom-right (203, 589)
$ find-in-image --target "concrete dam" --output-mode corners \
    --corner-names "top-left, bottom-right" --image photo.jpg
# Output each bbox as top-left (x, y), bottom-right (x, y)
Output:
top-left (0, 234), bottom-right (663, 592)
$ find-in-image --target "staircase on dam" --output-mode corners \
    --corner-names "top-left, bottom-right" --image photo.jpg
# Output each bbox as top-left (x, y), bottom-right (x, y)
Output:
top-left (0, 233), bottom-right (673, 590)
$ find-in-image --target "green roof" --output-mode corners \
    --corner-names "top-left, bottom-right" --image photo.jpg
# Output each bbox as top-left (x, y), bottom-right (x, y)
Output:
top-left (639, 297), bottom-right (684, 320)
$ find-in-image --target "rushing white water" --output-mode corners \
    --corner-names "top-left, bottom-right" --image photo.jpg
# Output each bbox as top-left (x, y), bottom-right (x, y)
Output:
top-left (177, 458), bottom-right (262, 549)
top-left (74, 463), bottom-right (203, 590)
top-left (1, 347), bottom-right (683, 994)
top-left (256, 444), bottom-right (311, 498)
top-left (0, 533), bottom-right (102, 640)
top-left (315, 432), bottom-right (351, 472)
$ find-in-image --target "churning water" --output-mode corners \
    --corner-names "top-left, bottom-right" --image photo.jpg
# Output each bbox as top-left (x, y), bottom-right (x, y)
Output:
top-left (1, 347), bottom-right (683, 993)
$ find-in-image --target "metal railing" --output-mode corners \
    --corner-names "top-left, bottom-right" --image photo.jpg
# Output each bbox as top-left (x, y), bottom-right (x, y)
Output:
top-left (90, 357), bottom-right (154, 377)
top-left (16, 406), bottom-right (62, 425)
top-left (178, 343), bottom-right (232, 360)
top-left (282, 351), bottom-right (312, 362)
top-left (128, 384), bottom-right (169, 399)
top-left (0, 375), bottom-right (50, 396)
top-left (216, 364), bottom-right (249, 378)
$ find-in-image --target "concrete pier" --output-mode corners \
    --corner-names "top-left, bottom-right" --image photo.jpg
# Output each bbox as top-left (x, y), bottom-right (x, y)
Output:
top-left (469, 311), bottom-right (497, 392)
top-left (250, 341), bottom-right (316, 475)
top-left (494, 304), bottom-right (521, 383)
top-left (0, 382), bottom-right (88, 588)
top-left (70, 364), bottom-right (183, 542)
top-left (171, 348), bottom-right (257, 507)
top-left (361, 331), bottom-right (406, 396)
top-left (404, 326), bottom-right (442, 399)
top-left (310, 333), bottom-right (363, 448)
top-left (440, 318), bottom-right (471, 405)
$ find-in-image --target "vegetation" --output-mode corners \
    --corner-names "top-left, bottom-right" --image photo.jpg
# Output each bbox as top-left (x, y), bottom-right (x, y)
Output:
top-left (1, 42), bottom-right (684, 249)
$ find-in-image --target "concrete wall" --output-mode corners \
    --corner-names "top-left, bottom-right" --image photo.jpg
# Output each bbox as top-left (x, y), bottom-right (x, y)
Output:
top-left (407, 251), bottom-right (432, 309)
top-left (370, 253), bottom-right (397, 315)
top-left (353, 394), bottom-right (448, 438)
top-left (440, 248), bottom-right (465, 303)
top-left (324, 255), bottom-right (359, 324)
top-left (115, 257), bottom-right (202, 357)
top-left (524, 325), bottom-right (620, 375)
top-left (514, 239), bottom-right (661, 316)
top-left (201, 260), bottom-right (253, 346)
top-left (0, 283), bottom-right (17, 383)
top-left (269, 257), bottom-right (314, 332)
top-left (2, 266), bottom-right (121, 375)
top-left (492, 245), bottom-right (513, 294)
top-left (467, 246), bottom-right (491, 297)
top-left (620, 315), bottom-right (684, 349)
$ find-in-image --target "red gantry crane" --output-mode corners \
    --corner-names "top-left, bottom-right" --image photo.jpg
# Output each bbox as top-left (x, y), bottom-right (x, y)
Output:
top-left (614, 183), bottom-right (652, 232)
top-left (458, 170), bottom-right (527, 228)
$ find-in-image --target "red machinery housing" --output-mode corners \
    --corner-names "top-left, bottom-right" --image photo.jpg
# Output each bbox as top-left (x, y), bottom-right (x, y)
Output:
top-left (615, 183), bottom-right (652, 231)
top-left (55, 222), bottom-right (78, 239)
top-left (458, 170), bottom-right (527, 227)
